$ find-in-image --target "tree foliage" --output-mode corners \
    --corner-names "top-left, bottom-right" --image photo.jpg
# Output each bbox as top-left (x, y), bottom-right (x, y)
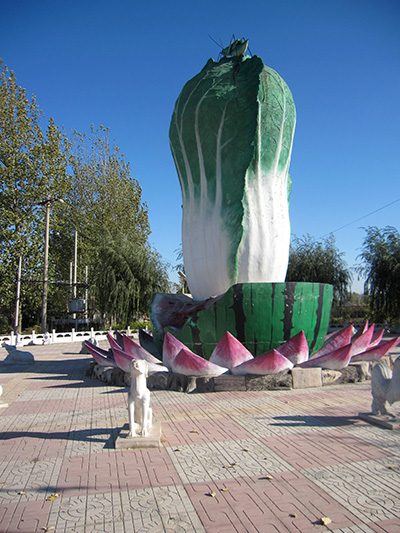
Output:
top-left (286, 234), bottom-right (352, 304)
top-left (56, 126), bottom-right (160, 326)
top-left (68, 126), bottom-right (150, 249)
top-left (0, 60), bottom-right (70, 328)
top-left (0, 62), bottom-right (171, 332)
top-left (357, 226), bottom-right (400, 321)
top-left (94, 232), bottom-right (169, 325)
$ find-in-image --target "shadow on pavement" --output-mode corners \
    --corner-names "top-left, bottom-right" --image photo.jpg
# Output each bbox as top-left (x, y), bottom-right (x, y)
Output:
top-left (0, 427), bottom-right (119, 448)
top-left (270, 414), bottom-right (365, 427)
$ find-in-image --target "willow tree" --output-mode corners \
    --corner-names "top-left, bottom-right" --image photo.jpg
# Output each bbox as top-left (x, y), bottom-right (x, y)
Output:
top-left (0, 60), bottom-right (70, 330)
top-left (94, 232), bottom-right (169, 326)
top-left (64, 126), bottom-right (150, 259)
top-left (60, 126), bottom-right (163, 324)
top-left (357, 226), bottom-right (400, 321)
top-left (286, 234), bottom-right (351, 304)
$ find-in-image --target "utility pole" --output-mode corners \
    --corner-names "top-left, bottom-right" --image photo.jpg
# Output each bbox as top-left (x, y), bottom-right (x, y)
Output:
top-left (73, 231), bottom-right (77, 300)
top-left (14, 255), bottom-right (22, 335)
top-left (85, 265), bottom-right (88, 321)
top-left (72, 231), bottom-right (78, 323)
top-left (40, 196), bottom-right (63, 334)
top-left (41, 199), bottom-right (51, 334)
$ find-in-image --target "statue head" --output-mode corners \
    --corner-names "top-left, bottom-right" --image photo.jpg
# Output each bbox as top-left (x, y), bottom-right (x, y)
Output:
top-left (130, 358), bottom-right (148, 378)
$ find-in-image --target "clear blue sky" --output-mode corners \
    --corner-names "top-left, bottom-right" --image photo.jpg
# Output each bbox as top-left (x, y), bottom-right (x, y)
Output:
top-left (2, 0), bottom-right (399, 293)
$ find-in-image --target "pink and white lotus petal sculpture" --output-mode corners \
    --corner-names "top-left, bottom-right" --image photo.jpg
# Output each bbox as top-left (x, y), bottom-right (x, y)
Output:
top-left (139, 328), bottom-right (162, 359)
top-left (209, 331), bottom-right (254, 370)
top-left (85, 342), bottom-right (118, 368)
top-left (310, 324), bottom-right (353, 359)
top-left (112, 345), bottom-right (168, 374)
top-left (122, 334), bottom-right (162, 364)
top-left (115, 330), bottom-right (125, 348)
top-left (275, 330), bottom-right (309, 365)
top-left (171, 347), bottom-right (228, 377)
top-left (111, 345), bottom-right (136, 372)
top-left (351, 320), bottom-right (369, 342)
top-left (162, 332), bottom-right (189, 370)
top-left (107, 331), bottom-right (123, 352)
top-left (231, 349), bottom-right (293, 376)
top-left (299, 344), bottom-right (352, 370)
top-left (351, 325), bottom-right (375, 356)
top-left (351, 337), bottom-right (400, 362)
top-left (367, 328), bottom-right (385, 349)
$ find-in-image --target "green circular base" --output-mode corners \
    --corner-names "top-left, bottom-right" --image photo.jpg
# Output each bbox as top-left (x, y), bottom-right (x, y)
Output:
top-left (151, 282), bottom-right (333, 358)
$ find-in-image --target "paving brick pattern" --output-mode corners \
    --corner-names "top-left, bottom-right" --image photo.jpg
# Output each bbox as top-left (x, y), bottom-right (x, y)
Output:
top-left (1, 343), bottom-right (400, 532)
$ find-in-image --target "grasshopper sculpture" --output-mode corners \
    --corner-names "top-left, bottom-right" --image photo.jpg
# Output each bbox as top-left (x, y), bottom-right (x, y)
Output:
top-left (209, 34), bottom-right (249, 59)
top-left (221, 36), bottom-right (249, 57)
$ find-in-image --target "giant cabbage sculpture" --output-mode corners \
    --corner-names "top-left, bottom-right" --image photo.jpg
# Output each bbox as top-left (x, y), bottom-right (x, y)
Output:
top-left (169, 55), bottom-right (296, 300)
top-left (151, 47), bottom-right (332, 359)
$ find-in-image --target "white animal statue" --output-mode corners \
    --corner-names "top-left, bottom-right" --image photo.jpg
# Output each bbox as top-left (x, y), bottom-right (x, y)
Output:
top-left (128, 359), bottom-right (152, 437)
top-left (371, 356), bottom-right (400, 416)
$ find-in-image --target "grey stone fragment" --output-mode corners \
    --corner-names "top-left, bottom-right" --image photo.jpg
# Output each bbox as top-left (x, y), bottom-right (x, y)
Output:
top-left (214, 375), bottom-right (246, 391)
top-left (147, 371), bottom-right (169, 390)
top-left (245, 370), bottom-right (292, 390)
top-left (147, 372), bottom-right (214, 393)
top-left (338, 364), bottom-right (370, 384)
top-left (321, 369), bottom-right (342, 386)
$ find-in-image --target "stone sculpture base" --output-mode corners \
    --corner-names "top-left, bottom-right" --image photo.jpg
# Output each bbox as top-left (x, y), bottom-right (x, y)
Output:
top-left (88, 362), bottom-right (375, 392)
top-left (358, 412), bottom-right (400, 430)
top-left (115, 422), bottom-right (162, 450)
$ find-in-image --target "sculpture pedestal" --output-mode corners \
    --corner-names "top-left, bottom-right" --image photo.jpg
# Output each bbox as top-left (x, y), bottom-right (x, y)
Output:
top-left (358, 412), bottom-right (400, 430)
top-left (151, 282), bottom-right (333, 358)
top-left (115, 422), bottom-right (162, 449)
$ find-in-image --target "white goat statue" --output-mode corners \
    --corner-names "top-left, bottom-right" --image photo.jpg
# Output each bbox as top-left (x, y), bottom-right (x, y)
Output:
top-left (371, 356), bottom-right (400, 416)
top-left (128, 359), bottom-right (152, 437)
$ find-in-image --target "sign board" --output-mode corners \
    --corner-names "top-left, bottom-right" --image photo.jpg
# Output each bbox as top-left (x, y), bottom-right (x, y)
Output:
top-left (69, 299), bottom-right (86, 313)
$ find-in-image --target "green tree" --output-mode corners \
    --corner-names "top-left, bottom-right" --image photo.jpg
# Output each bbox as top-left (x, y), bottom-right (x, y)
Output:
top-left (94, 232), bottom-right (169, 326)
top-left (53, 126), bottom-right (151, 285)
top-left (0, 62), bottom-right (169, 331)
top-left (0, 60), bottom-right (70, 330)
top-left (69, 125), bottom-right (149, 246)
top-left (54, 126), bottom-right (167, 326)
top-left (357, 226), bottom-right (400, 321)
top-left (286, 234), bottom-right (352, 304)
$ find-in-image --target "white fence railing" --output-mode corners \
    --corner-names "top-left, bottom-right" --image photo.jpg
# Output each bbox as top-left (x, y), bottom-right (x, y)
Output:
top-left (0, 327), bottom-right (138, 347)
top-left (2, 323), bottom-right (399, 348)
top-left (327, 323), bottom-right (400, 334)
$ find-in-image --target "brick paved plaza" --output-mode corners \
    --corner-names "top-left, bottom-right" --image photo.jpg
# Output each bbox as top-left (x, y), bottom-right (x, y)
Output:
top-left (0, 342), bottom-right (399, 532)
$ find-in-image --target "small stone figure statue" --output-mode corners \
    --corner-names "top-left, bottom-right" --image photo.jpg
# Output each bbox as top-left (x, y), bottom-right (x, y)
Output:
top-left (371, 356), bottom-right (400, 416)
top-left (128, 359), bottom-right (152, 437)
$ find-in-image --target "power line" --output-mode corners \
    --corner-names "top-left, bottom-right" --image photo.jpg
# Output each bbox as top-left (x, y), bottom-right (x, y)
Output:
top-left (320, 197), bottom-right (400, 238)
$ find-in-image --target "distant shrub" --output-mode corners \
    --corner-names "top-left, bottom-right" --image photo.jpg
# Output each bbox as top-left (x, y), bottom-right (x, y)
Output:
top-left (0, 316), bottom-right (9, 335)
top-left (111, 320), bottom-right (151, 332)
